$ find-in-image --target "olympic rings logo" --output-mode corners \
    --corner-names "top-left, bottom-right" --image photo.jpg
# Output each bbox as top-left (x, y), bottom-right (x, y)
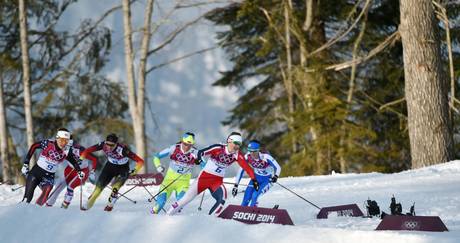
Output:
top-left (217, 153), bottom-right (235, 165)
top-left (249, 158), bottom-right (268, 169)
top-left (402, 221), bottom-right (420, 230)
top-left (48, 150), bottom-right (65, 161)
top-left (174, 153), bottom-right (194, 164)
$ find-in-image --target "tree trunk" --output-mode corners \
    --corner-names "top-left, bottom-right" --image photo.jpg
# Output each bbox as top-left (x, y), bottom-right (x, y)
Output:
top-left (122, 0), bottom-right (154, 173)
top-left (136, 0), bottom-right (154, 173)
top-left (0, 77), bottom-right (11, 183)
top-left (400, 0), bottom-right (454, 168)
top-left (283, 0), bottom-right (296, 153)
top-left (19, 0), bottom-right (35, 162)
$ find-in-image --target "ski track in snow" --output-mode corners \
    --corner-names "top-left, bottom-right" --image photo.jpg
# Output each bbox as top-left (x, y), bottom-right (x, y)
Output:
top-left (1, 161), bottom-right (460, 243)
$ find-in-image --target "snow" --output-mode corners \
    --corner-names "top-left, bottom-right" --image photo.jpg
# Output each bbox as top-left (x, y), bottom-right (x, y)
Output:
top-left (1, 161), bottom-right (460, 243)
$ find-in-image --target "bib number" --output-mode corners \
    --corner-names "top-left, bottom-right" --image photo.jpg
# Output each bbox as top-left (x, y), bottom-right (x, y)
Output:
top-left (47, 163), bottom-right (54, 171)
top-left (177, 167), bottom-right (186, 174)
top-left (215, 166), bottom-right (224, 173)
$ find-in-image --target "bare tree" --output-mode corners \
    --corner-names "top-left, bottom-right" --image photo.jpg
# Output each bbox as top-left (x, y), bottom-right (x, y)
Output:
top-left (400, 0), bottom-right (454, 168)
top-left (0, 75), bottom-right (10, 183)
top-left (122, 0), bottom-right (154, 173)
top-left (18, 0), bottom-right (35, 161)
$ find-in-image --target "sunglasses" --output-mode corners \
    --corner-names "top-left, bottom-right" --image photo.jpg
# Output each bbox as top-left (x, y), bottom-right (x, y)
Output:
top-left (232, 141), bottom-right (242, 146)
top-left (105, 142), bottom-right (116, 147)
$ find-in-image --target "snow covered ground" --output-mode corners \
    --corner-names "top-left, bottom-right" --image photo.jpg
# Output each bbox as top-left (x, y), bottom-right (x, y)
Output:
top-left (1, 161), bottom-right (460, 243)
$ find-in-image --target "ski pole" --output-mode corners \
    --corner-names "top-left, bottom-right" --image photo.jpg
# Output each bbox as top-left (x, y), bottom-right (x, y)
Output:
top-left (275, 181), bottom-right (321, 210)
top-left (11, 185), bottom-right (25, 192)
top-left (198, 190), bottom-right (206, 211)
top-left (106, 185), bottom-right (137, 204)
top-left (147, 168), bottom-right (192, 203)
top-left (223, 181), bottom-right (250, 187)
top-left (142, 187), bottom-right (167, 213)
top-left (79, 176), bottom-right (84, 211)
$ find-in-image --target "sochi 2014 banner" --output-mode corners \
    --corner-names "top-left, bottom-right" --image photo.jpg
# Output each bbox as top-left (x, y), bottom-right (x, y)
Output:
top-left (218, 205), bottom-right (294, 225)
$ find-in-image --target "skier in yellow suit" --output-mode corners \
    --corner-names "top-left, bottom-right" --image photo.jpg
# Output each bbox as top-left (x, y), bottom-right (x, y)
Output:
top-left (150, 132), bottom-right (199, 214)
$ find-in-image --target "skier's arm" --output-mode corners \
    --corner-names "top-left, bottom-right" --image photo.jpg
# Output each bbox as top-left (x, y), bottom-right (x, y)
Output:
top-left (266, 154), bottom-right (281, 177)
top-left (80, 143), bottom-right (103, 160)
top-left (152, 146), bottom-right (173, 168)
top-left (66, 147), bottom-right (82, 171)
top-left (77, 146), bottom-right (97, 170)
top-left (234, 167), bottom-right (245, 185)
top-left (86, 152), bottom-right (98, 171)
top-left (236, 152), bottom-right (256, 180)
top-left (124, 148), bottom-right (144, 173)
top-left (23, 140), bottom-right (46, 164)
top-left (197, 144), bottom-right (221, 161)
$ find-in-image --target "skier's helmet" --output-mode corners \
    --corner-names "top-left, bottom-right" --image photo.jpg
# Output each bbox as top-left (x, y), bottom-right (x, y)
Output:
top-left (106, 133), bottom-right (118, 144)
top-left (227, 132), bottom-right (243, 146)
top-left (182, 132), bottom-right (195, 145)
top-left (247, 140), bottom-right (261, 152)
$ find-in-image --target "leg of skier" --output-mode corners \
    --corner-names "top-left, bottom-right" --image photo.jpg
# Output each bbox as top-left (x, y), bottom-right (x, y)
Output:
top-left (252, 178), bottom-right (272, 207)
top-left (85, 165), bottom-right (114, 210)
top-left (176, 178), bottom-right (189, 201)
top-left (241, 185), bottom-right (254, 206)
top-left (209, 185), bottom-right (227, 215)
top-left (151, 192), bottom-right (169, 214)
top-left (35, 181), bottom-right (53, 206)
top-left (23, 175), bottom-right (40, 203)
top-left (46, 180), bottom-right (66, 207)
top-left (104, 170), bottom-right (129, 211)
top-left (151, 177), bottom-right (175, 214)
top-left (62, 167), bottom-right (88, 208)
top-left (167, 179), bottom-right (199, 215)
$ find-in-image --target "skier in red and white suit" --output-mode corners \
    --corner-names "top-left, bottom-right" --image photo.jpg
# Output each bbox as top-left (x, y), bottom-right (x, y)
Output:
top-left (46, 140), bottom-right (97, 208)
top-left (167, 132), bottom-right (259, 215)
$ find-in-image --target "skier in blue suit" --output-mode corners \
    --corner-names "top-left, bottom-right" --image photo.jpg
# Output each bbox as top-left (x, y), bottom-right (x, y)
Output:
top-left (232, 140), bottom-right (281, 207)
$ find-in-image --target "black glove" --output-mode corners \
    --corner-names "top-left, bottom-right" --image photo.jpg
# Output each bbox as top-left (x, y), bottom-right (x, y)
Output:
top-left (252, 179), bottom-right (259, 191)
top-left (231, 184), bottom-right (238, 197)
top-left (271, 175), bottom-right (278, 183)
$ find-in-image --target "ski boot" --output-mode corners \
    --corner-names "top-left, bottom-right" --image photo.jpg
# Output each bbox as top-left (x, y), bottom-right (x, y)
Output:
top-left (104, 203), bottom-right (114, 212)
top-left (61, 201), bottom-right (70, 209)
top-left (150, 207), bottom-right (159, 215)
top-left (104, 189), bottom-right (119, 212)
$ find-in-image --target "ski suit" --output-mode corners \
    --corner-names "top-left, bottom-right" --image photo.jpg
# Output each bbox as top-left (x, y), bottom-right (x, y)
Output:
top-left (46, 142), bottom-right (97, 207)
top-left (151, 142), bottom-right (198, 214)
top-left (167, 143), bottom-right (256, 215)
top-left (22, 139), bottom-right (82, 205)
top-left (80, 141), bottom-right (144, 210)
top-left (235, 151), bottom-right (281, 207)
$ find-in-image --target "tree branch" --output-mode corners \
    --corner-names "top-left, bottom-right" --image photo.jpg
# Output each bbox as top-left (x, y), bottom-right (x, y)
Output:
top-left (324, 30), bottom-right (400, 71)
top-left (307, 0), bottom-right (371, 57)
top-left (379, 97), bottom-right (406, 111)
top-left (147, 12), bottom-right (206, 56)
top-left (146, 46), bottom-right (217, 74)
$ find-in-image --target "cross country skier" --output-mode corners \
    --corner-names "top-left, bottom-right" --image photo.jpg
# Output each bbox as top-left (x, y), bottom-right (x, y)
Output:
top-left (21, 128), bottom-right (84, 205)
top-left (46, 137), bottom-right (98, 208)
top-left (80, 133), bottom-right (144, 211)
top-left (167, 132), bottom-right (259, 216)
top-left (232, 140), bottom-right (281, 207)
top-left (150, 132), bottom-right (199, 214)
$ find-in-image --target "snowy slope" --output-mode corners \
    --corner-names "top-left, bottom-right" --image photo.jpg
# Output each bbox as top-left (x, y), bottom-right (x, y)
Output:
top-left (1, 161), bottom-right (460, 243)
